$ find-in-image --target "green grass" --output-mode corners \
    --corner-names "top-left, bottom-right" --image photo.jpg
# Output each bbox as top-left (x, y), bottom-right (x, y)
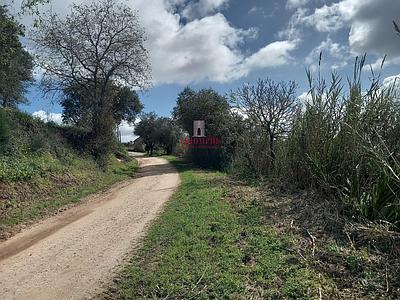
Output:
top-left (0, 108), bottom-right (140, 238)
top-left (117, 157), bottom-right (333, 299)
top-left (0, 154), bottom-right (138, 231)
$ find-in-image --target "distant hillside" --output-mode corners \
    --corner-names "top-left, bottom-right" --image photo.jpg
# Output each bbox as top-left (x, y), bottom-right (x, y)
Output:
top-left (0, 108), bottom-right (138, 240)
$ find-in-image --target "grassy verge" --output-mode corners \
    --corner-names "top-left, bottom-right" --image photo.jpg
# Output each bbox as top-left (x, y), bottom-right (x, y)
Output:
top-left (0, 154), bottom-right (138, 239)
top-left (112, 158), bottom-right (336, 299)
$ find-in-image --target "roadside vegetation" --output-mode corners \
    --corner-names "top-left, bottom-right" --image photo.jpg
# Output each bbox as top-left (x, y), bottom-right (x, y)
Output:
top-left (107, 157), bottom-right (399, 299)
top-left (163, 56), bottom-right (400, 231)
top-left (128, 55), bottom-right (400, 298)
top-left (1, 0), bottom-right (145, 238)
top-left (0, 108), bottom-right (138, 240)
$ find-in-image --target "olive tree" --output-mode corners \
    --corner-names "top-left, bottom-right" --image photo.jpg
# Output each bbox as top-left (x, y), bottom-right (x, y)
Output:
top-left (134, 114), bottom-right (180, 155)
top-left (32, 0), bottom-right (151, 162)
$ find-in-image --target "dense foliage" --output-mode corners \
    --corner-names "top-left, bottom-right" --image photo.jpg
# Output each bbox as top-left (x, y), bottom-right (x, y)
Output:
top-left (134, 113), bottom-right (180, 155)
top-left (61, 83), bottom-right (143, 128)
top-left (170, 57), bottom-right (400, 228)
top-left (0, 109), bottom-right (10, 153)
top-left (172, 87), bottom-right (237, 169)
top-left (287, 57), bottom-right (400, 226)
top-left (0, 6), bottom-right (33, 108)
top-left (0, 109), bottom-right (139, 237)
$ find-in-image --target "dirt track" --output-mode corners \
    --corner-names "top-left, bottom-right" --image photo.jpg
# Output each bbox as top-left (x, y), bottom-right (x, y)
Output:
top-left (0, 156), bottom-right (180, 300)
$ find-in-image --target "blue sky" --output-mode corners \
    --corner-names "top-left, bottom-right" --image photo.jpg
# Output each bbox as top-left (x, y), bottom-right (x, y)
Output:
top-left (10, 0), bottom-right (400, 140)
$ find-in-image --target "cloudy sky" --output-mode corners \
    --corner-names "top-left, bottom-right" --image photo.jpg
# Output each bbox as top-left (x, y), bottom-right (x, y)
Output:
top-left (8, 0), bottom-right (400, 141)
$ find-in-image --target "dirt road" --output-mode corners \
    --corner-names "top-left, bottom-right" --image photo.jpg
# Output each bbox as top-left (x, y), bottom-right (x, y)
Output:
top-left (0, 156), bottom-right (180, 300)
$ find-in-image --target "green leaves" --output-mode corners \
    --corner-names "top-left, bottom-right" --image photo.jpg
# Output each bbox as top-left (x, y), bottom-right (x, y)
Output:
top-left (0, 7), bottom-right (33, 108)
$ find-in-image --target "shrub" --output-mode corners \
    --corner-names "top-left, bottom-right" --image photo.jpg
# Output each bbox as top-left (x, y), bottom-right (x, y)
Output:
top-left (61, 126), bottom-right (91, 152)
top-left (115, 143), bottom-right (132, 162)
top-left (0, 154), bottom-right (59, 182)
top-left (30, 134), bottom-right (47, 152)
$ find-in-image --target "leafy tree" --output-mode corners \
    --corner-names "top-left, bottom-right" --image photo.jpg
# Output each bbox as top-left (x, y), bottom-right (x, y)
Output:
top-left (61, 83), bottom-right (93, 128)
top-left (155, 117), bottom-right (180, 155)
top-left (134, 113), bottom-right (158, 155)
top-left (173, 87), bottom-right (231, 137)
top-left (112, 86), bottom-right (143, 125)
top-left (134, 114), bottom-right (180, 155)
top-left (20, 0), bottom-right (49, 15)
top-left (173, 87), bottom-right (236, 169)
top-left (32, 0), bottom-right (151, 162)
top-left (61, 82), bottom-right (143, 128)
top-left (0, 6), bottom-right (33, 108)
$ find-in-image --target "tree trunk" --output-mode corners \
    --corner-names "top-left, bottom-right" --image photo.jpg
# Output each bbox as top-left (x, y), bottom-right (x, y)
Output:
top-left (90, 93), bottom-right (116, 166)
top-left (269, 132), bottom-right (275, 171)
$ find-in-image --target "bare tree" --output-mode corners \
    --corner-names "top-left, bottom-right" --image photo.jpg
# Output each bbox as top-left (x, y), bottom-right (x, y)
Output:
top-left (32, 0), bottom-right (151, 162)
top-left (231, 78), bottom-right (298, 169)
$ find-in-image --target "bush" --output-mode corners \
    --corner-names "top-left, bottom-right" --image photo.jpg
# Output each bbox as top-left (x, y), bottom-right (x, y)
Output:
top-left (30, 134), bottom-right (47, 152)
top-left (61, 126), bottom-right (91, 152)
top-left (115, 143), bottom-right (132, 161)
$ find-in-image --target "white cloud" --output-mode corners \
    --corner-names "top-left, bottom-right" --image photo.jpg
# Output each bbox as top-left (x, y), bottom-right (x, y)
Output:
top-left (298, 91), bottom-right (312, 105)
top-left (139, 10), bottom-right (253, 83)
top-left (244, 40), bottom-right (298, 72)
top-left (383, 74), bottom-right (400, 89)
top-left (305, 38), bottom-right (350, 69)
top-left (278, 8), bottom-right (308, 40)
top-left (32, 111), bottom-right (63, 124)
top-left (12, 0), bottom-right (297, 85)
top-left (230, 107), bottom-right (248, 119)
top-left (118, 121), bottom-right (137, 143)
top-left (286, 0), bottom-right (309, 9)
top-left (181, 0), bottom-right (229, 20)
top-left (301, 2), bottom-right (354, 32)
top-left (284, 0), bottom-right (400, 62)
top-left (131, 0), bottom-right (274, 84)
top-left (248, 6), bottom-right (257, 14)
top-left (368, 56), bottom-right (400, 71)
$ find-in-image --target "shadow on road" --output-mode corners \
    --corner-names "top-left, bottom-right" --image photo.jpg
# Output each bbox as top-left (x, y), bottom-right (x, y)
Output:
top-left (134, 161), bottom-right (178, 179)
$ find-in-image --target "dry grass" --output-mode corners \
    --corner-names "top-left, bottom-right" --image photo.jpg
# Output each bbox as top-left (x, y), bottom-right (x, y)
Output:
top-left (252, 181), bottom-right (400, 299)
